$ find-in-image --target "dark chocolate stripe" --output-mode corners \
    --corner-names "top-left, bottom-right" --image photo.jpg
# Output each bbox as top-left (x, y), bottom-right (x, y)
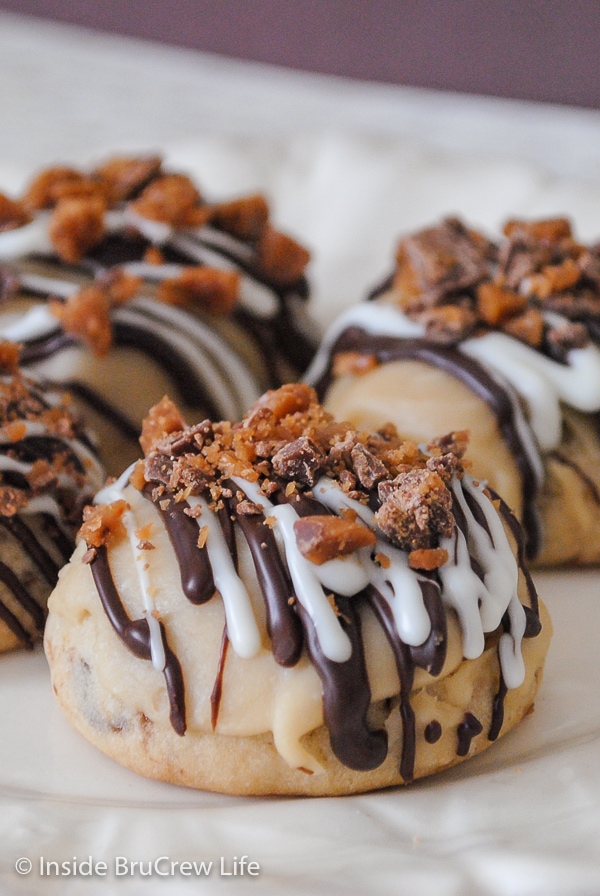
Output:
top-left (0, 560), bottom-right (43, 645)
top-left (300, 596), bottom-right (388, 772)
top-left (456, 712), bottom-right (483, 756)
top-left (314, 326), bottom-right (542, 558)
top-left (549, 450), bottom-right (600, 506)
top-left (90, 545), bottom-right (186, 736)
top-left (230, 493), bottom-right (303, 668)
top-left (365, 585), bottom-right (416, 782)
top-left (144, 487), bottom-right (215, 605)
top-left (407, 578), bottom-right (448, 677)
top-left (0, 515), bottom-right (60, 587)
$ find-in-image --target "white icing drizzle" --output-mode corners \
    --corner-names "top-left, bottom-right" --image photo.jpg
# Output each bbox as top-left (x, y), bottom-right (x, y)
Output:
top-left (117, 297), bottom-right (262, 420)
top-left (225, 470), bottom-right (527, 688)
top-left (0, 215), bottom-right (52, 258)
top-left (19, 272), bottom-right (80, 299)
top-left (313, 477), bottom-right (431, 647)
top-left (438, 477), bottom-right (526, 687)
top-left (0, 305), bottom-right (61, 342)
top-left (170, 232), bottom-right (278, 318)
top-left (462, 329), bottom-right (600, 449)
top-left (185, 494), bottom-right (262, 660)
top-left (95, 469), bottom-right (166, 671)
top-left (305, 300), bottom-right (600, 457)
top-left (230, 476), bottom-right (355, 663)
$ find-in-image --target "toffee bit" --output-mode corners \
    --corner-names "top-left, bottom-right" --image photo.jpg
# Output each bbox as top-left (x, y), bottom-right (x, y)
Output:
top-left (332, 350), bottom-right (379, 377)
top-left (350, 443), bottom-right (388, 489)
top-left (375, 469), bottom-right (454, 551)
top-left (272, 435), bottom-right (325, 486)
top-left (139, 396), bottom-right (187, 456)
top-left (157, 267), bottom-right (240, 316)
top-left (79, 500), bottom-right (128, 548)
top-left (49, 284), bottom-right (112, 356)
top-left (0, 485), bottom-right (29, 517)
top-left (375, 551), bottom-right (391, 569)
top-left (0, 192), bottom-right (31, 231)
top-left (294, 515), bottom-right (376, 565)
top-left (197, 526), bottom-right (209, 549)
top-left (236, 499), bottom-right (263, 515)
top-left (408, 547), bottom-right (449, 571)
top-left (131, 173), bottom-right (205, 227)
top-left (210, 194), bottom-right (269, 241)
top-left (48, 196), bottom-right (106, 263)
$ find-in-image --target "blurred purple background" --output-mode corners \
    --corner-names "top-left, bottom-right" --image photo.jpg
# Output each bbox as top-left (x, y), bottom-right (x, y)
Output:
top-left (2, 0), bottom-right (599, 108)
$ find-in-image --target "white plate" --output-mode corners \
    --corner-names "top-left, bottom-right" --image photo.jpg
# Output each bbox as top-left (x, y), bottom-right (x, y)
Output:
top-left (0, 569), bottom-right (599, 896)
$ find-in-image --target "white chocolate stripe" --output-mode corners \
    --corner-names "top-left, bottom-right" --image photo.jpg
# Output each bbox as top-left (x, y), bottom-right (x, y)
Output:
top-left (305, 301), bottom-right (600, 455)
top-left (313, 477), bottom-right (431, 647)
top-left (186, 495), bottom-right (262, 660)
top-left (231, 476), bottom-right (354, 663)
top-left (95, 469), bottom-right (166, 671)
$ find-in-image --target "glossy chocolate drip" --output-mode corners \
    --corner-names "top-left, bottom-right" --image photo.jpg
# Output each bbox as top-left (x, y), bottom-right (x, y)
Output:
top-left (229, 492), bottom-right (303, 668)
top-left (301, 596), bottom-right (388, 772)
top-left (316, 326), bottom-right (542, 558)
top-left (90, 545), bottom-right (186, 735)
top-left (424, 720), bottom-right (442, 744)
top-left (488, 676), bottom-right (508, 742)
top-left (365, 585), bottom-right (416, 782)
top-left (456, 712), bottom-right (483, 756)
top-left (144, 487), bottom-right (215, 605)
top-left (407, 578), bottom-right (448, 677)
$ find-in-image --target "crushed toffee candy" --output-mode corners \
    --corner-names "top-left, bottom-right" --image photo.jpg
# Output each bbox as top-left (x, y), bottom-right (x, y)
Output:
top-left (0, 347), bottom-right (105, 652)
top-left (0, 152), bottom-right (316, 475)
top-left (308, 215), bottom-right (600, 566)
top-left (45, 384), bottom-right (550, 796)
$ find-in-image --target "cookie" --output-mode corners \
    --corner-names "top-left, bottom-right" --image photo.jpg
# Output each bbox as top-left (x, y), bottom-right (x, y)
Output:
top-left (0, 341), bottom-right (105, 652)
top-left (307, 217), bottom-right (600, 565)
top-left (44, 384), bottom-right (550, 795)
top-left (0, 154), bottom-right (315, 474)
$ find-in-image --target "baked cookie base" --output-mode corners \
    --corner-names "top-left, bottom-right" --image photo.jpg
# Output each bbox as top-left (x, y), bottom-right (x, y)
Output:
top-left (45, 602), bottom-right (551, 797)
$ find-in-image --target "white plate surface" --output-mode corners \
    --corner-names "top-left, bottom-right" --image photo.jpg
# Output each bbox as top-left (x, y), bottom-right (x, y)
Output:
top-left (0, 570), bottom-right (598, 896)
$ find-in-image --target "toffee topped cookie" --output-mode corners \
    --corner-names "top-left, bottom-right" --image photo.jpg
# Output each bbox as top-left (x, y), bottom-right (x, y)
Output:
top-left (0, 154), bottom-right (314, 474)
top-left (0, 341), bottom-right (105, 653)
top-left (307, 217), bottom-right (600, 565)
top-left (44, 384), bottom-right (550, 795)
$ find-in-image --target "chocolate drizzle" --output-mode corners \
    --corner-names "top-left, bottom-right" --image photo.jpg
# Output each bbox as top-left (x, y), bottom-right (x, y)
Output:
top-left (313, 326), bottom-right (543, 559)
top-left (229, 492), bottom-right (303, 668)
top-left (146, 487), bottom-right (216, 605)
top-left (301, 595), bottom-right (388, 772)
top-left (457, 712), bottom-right (484, 756)
top-left (84, 380), bottom-right (542, 780)
top-left (90, 545), bottom-right (186, 735)
top-left (0, 372), bottom-right (104, 647)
